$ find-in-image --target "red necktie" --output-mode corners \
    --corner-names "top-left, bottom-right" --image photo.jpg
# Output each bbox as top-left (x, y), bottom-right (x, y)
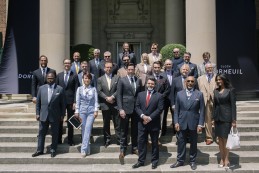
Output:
top-left (146, 91), bottom-right (151, 106)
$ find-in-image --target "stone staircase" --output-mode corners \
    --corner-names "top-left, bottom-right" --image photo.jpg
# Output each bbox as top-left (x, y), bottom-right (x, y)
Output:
top-left (0, 100), bottom-right (259, 172)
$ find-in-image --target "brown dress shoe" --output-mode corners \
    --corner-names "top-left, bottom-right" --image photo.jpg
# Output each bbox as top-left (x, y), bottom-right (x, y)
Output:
top-left (119, 152), bottom-right (125, 165)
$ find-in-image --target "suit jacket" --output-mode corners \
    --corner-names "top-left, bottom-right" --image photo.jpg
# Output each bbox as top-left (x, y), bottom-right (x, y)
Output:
top-left (31, 67), bottom-right (56, 97)
top-left (135, 90), bottom-right (164, 131)
top-left (116, 76), bottom-right (142, 114)
top-left (175, 62), bottom-right (198, 78)
top-left (197, 74), bottom-right (216, 106)
top-left (71, 61), bottom-right (81, 74)
top-left (161, 70), bottom-right (177, 87)
top-left (117, 67), bottom-right (128, 77)
top-left (97, 74), bottom-right (120, 110)
top-left (89, 58), bottom-right (103, 79)
top-left (172, 57), bottom-right (184, 73)
top-left (56, 71), bottom-right (79, 104)
top-left (77, 72), bottom-right (97, 88)
top-left (174, 89), bottom-right (205, 130)
top-left (170, 76), bottom-right (199, 106)
top-left (36, 84), bottom-right (65, 122)
top-left (118, 52), bottom-right (136, 68)
top-left (146, 74), bottom-right (170, 99)
top-left (198, 62), bottom-right (217, 76)
top-left (213, 88), bottom-right (236, 122)
top-left (135, 63), bottom-right (152, 87)
top-left (99, 61), bottom-right (119, 77)
top-left (147, 53), bottom-right (162, 66)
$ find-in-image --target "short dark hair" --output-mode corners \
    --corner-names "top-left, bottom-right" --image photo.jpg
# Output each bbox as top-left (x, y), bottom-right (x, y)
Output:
top-left (153, 61), bottom-right (162, 67)
top-left (83, 73), bottom-right (92, 80)
top-left (127, 63), bottom-right (135, 69)
top-left (39, 55), bottom-right (48, 61)
top-left (146, 76), bottom-right (156, 84)
top-left (46, 71), bottom-right (56, 78)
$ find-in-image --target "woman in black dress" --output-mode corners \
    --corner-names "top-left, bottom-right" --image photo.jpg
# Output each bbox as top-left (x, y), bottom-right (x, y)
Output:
top-left (212, 74), bottom-right (236, 168)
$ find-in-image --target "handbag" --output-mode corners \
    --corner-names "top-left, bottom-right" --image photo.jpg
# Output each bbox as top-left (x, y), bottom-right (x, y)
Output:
top-left (226, 127), bottom-right (240, 150)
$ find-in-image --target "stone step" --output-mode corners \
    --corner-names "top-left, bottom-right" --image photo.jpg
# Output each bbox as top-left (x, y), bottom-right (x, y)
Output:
top-left (0, 140), bottom-right (255, 153)
top-left (0, 116), bottom-right (258, 126)
top-left (0, 124), bottom-right (258, 134)
top-left (0, 130), bottom-right (257, 143)
top-left (0, 163), bottom-right (257, 173)
top-left (0, 151), bottom-right (258, 164)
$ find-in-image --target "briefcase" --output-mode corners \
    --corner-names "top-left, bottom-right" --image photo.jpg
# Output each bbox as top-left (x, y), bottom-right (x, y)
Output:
top-left (68, 115), bottom-right (82, 129)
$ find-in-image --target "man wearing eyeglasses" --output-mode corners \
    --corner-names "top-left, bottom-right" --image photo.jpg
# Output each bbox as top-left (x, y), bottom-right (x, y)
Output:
top-left (100, 51), bottom-right (119, 77)
top-left (175, 52), bottom-right (198, 78)
top-left (170, 76), bottom-right (205, 170)
top-left (171, 48), bottom-right (184, 73)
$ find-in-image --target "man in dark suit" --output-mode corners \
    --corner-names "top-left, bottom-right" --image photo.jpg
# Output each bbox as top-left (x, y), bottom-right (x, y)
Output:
top-left (77, 61), bottom-right (96, 87)
top-left (32, 72), bottom-right (65, 158)
top-left (147, 61), bottom-right (170, 138)
top-left (132, 77), bottom-right (164, 169)
top-left (70, 51), bottom-right (81, 74)
top-left (117, 42), bottom-right (136, 68)
top-left (117, 63), bottom-right (142, 164)
top-left (170, 64), bottom-right (199, 109)
top-left (175, 52), bottom-right (198, 78)
top-left (97, 62), bottom-right (120, 147)
top-left (170, 76), bottom-right (205, 170)
top-left (89, 48), bottom-right (103, 79)
top-left (31, 55), bottom-right (56, 104)
top-left (99, 51), bottom-right (119, 77)
top-left (161, 59), bottom-right (177, 134)
top-left (171, 48), bottom-right (184, 73)
top-left (56, 59), bottom-right (79, 145)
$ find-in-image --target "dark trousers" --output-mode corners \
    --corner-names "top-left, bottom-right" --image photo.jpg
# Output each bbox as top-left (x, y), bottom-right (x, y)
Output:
top-left (119, 112), bottom-right (138, 152)
top-left (177, 128), bottom-right (198, 163)
top-left (58, 104), bottom-right (74, 143)
top-left (102, 106), bottom-right (120, 144)
top-left (138, 129), bottom-right (159, 165)
top-left (162, 98), bottom-right (174, 135)
top-left (37, 119), bottom-right (60, 152)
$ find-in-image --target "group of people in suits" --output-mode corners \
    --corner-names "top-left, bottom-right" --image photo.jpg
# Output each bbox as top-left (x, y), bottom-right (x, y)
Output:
top-left (30, 46), bottom-right (236, 170)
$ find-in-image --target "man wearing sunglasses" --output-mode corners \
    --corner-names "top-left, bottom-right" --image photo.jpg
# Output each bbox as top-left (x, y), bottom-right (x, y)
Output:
top-left (170, 76), bottom-right (205, 170)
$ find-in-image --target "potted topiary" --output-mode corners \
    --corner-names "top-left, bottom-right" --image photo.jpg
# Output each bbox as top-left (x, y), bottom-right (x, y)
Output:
top-left (160, 43), bottom-right (186, 63)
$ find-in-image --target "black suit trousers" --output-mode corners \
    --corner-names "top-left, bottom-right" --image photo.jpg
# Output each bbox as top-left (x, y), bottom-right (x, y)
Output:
top-left (102, 106), bottom-right (120, 144)
top-left (177, 128), bottom-right (198, 163)
top-left (138, 128), bottom-right (159, 165)
top-left (59, 104), bottom-right (74, 143)
top-left (37, 119), bottom-right (60, 152)
top-left (119, 112), bottom-right (138, 152)
top-left (162, 97), bottom-right (174, 135)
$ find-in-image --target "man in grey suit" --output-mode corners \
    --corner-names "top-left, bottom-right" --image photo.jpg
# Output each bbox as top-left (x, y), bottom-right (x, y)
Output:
top-left (117, 63), bottom-right (142, 164)
top-left (97, 62), bottom-right (120, 147)
top-left (170, 76), bottom-right (205, 170)
top-left (32, 72), bottom-right (65, 158)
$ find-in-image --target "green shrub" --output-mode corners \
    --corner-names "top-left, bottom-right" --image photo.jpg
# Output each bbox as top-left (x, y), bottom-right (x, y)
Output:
top-left (70, 44), bottom-right (95, 62)
top-left (160, 43), bottom-right (186, 62)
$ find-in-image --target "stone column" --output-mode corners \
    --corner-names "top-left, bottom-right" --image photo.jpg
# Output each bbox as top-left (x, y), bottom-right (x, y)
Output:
top-left (40, 0), bottom-right (70, 72)
top-left (185, 0), bottom-right (216, 64)
top-left (74, 0), bottom-right (92, 45)
top-left (165, 0), bottom-right (185, 44)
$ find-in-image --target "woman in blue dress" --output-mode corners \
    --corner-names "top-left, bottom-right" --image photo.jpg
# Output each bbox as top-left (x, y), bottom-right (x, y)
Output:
top-left (75, 73), bottom-right (99, 157)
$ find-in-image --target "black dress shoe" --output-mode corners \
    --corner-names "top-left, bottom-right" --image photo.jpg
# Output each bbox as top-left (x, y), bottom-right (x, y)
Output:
top-left (170, 162), bottom-right (184, 168)
top-left (119, 151), bottom-right (125, 165)
top-left (132, 162), bottom-right (144, 169)
top-left (104, 142), bottom-right (110, 148)
top-left (32, 151), bottom-right (43, 157)
top-left (51, 151), bottom-right (56, 158)
top-left (68, 142), bottom-right (75, 146)
top-left (58, 140), bottom-right (62, 144)
top-left (132, 149), bottom-right (138, 155)
top-left (152, 163), bottom-right (157, 169)
top-left (190, 162), bottom-right (197, 170)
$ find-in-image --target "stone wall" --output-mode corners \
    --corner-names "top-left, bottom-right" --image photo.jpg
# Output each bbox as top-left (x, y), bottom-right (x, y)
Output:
top-left (0, 0), bottom-right (6, 47)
